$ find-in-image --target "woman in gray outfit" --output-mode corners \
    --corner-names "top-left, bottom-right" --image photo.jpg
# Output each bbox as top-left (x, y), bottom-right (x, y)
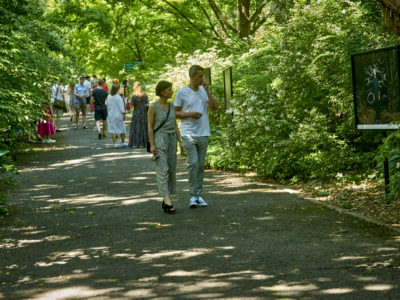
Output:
top-left (148, 81), bottom-right (183, 214)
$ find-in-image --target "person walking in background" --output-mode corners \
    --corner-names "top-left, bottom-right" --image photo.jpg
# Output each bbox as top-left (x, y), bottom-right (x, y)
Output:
top-left (103, 78), bottom-right (109, 92)
top-left (106, 84), bottom-right (128, 148)
top-left (68, 83), bottom-right (76, 123)
top-left (91, 75), bottom-right (99, 88)
top-left (174, 65), bottom-right (218, 208)
top-left (91, 80), bottom-right (98, 114)
top-left (51, 78), bottom-right (65, 133)
top-left (74, 76), bottom-right (89, 129)
top-left (113, 78), bottom-right (125, 100)
top-left (91, 79), bottom-right (108, 139)
top-left (128, 81), bottom-right (149, 148)
top-left (38, 84), bottom-right (56, 143)
top-left (122, 79), bottom-right (129, 113)
top-left (148, 80), bottom-right (184, 214)
top-left (84, 75), bottom-right (92, 115)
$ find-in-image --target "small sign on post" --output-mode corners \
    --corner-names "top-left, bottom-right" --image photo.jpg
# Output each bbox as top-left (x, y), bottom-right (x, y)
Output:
top-left (351, 45), bottom-right (400, 194)
top-left (124, 61), bottom-right (144, 71)
top-left (223, 67), bottom-right (233, 111)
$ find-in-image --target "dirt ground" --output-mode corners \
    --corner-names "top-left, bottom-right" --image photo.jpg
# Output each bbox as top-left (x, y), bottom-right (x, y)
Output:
top-left (1, 115), bottom-right (400, 300)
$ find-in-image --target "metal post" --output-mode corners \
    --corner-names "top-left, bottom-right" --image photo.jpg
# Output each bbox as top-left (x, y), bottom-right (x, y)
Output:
top-left (383, 131), bottom-right (390, 194)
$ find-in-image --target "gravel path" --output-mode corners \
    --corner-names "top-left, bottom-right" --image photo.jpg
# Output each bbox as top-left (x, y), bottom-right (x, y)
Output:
top-left (1, 115), bottom-right (400, 299)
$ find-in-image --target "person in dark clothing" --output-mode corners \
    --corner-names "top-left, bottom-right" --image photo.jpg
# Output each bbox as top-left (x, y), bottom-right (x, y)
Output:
top-left (91, 79), bottom-right (108, 139)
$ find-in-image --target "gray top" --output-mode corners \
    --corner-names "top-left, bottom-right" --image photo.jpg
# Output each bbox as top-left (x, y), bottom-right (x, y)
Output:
top-left (153, 102), bottom-right (176, 134)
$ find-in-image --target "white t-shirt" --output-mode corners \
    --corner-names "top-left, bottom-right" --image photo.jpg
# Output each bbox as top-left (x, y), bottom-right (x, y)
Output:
top-left (83, 80), bottom-right (92, 96)
top-left (174, 85), bottom-right (210, 137)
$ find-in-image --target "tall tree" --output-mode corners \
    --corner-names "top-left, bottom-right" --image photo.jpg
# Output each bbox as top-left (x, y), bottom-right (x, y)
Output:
top-left (377, 0), bottom-right (400, 34)
top-left (55, 0), bottom-right (214, 77)
top-left (143, 0), bottom-right (269, 42)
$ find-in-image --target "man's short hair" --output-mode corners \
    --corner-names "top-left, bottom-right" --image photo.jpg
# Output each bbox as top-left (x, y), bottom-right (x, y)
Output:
top-left (155, 80), bottom-right (172, 97)
top-left (79, 76), bottom-right (84, 79)
top-left (98, 79), bottom-right (104, 86)
top-left (189, 65), bottom-right (204, 76)
top-left (85, 75), bottom-right (90, 80)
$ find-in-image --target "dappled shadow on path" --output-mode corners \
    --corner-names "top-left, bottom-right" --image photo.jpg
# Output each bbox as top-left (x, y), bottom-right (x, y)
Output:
top-left (1, 117), bottom-right (400, 299)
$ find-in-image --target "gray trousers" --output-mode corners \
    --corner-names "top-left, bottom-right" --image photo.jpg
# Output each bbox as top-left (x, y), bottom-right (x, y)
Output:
top-left (182, 136), bottom-right (208, 198)
top-left (155, 132), bottom-right (177, 196)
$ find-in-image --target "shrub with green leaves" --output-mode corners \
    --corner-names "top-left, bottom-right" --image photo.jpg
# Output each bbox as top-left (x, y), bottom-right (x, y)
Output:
top-left (0, 0), bottom-right (80, 152)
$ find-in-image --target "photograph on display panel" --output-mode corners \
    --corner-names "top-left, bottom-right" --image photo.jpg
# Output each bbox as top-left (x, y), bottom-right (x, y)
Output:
top-left (352, 45), bottom-right (400, 130)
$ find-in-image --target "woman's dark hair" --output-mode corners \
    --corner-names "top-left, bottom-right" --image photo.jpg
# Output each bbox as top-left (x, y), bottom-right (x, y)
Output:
top-left (122, 79), bottom-right (128, 86)
top-left (155, 80), bottom-right (172, 97)
top-left (111, 84), bottom-right (120, 96)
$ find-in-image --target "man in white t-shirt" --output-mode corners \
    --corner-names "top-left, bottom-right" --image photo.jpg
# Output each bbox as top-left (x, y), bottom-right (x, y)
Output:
top-left (174, 65), bottom-right (218, 208)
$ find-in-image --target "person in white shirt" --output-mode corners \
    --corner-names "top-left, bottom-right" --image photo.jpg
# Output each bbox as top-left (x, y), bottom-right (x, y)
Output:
top-left (51, 78), bottom-right (65, 132)
top-left (174, 65), bottom-right (218, 208)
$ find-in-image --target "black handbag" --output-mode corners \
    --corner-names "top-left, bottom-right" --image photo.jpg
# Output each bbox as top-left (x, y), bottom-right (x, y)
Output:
top-left (147, 103), bottom-right (171, 153)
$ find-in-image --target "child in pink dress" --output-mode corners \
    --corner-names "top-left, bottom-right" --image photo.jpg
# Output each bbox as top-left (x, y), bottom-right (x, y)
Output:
top-left (37, 99), bottom-right (56, 143)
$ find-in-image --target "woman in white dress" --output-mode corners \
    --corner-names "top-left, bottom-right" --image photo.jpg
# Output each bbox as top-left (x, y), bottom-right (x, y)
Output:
top-left (106, 84), bottom-right (128, 148)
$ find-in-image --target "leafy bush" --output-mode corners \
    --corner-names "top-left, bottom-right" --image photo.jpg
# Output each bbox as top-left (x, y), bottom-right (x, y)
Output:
top-left (0, 0), bottom-right (80, 153)
top-left (378, 130), bottom-right (400, 197)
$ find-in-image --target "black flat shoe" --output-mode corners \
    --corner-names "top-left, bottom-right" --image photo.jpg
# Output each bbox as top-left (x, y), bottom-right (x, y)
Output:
top-left (162, 201), bottom-right (176, 214)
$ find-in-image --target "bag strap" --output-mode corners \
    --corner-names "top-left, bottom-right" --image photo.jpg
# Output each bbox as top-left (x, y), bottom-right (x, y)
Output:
top-left (154, 103), bottom-right (171, 134)
top-left (55, 85), bottom-right (59, 99)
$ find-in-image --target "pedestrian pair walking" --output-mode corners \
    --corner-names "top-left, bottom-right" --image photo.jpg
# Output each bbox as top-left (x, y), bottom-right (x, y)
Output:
top-left (148, 65), bottom-right (219, 214)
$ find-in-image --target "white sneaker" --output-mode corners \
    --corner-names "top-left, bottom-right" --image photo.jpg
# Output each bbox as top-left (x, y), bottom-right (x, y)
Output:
top-left (47, 139), bottom-right (56, 143)
top-left (197, 196), bottom-right (208, 207)
top-left (189, 196), bottom-right (198, 208)
top-left (121, 142), bottom-right (128, 147)
top-left (113, 144), bottom-right (119, 148)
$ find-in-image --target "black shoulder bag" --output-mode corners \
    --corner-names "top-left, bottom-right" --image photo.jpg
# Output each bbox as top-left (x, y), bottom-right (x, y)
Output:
top-left (147, 103), bottom-right (171, 153)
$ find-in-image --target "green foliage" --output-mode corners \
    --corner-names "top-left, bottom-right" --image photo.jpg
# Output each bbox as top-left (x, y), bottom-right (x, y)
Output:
top-left (57, 0), bottom-right (216, 79)
top-left (0, 155), bottom-right (17, 215)
top-left (378, 129), bottom-right (400, 197)
top-left (0, 0), bottom-right (81, 152)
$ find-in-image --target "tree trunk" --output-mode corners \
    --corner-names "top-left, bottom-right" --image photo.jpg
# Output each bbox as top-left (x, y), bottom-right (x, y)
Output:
top-left (238, 0), bottom-right (251, 38)
top-left (377, 0), bottom-right (400, 35)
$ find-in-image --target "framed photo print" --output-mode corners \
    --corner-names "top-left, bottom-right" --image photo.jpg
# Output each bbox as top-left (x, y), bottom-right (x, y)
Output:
top-left (352, 45), bottom-right (400, 130)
